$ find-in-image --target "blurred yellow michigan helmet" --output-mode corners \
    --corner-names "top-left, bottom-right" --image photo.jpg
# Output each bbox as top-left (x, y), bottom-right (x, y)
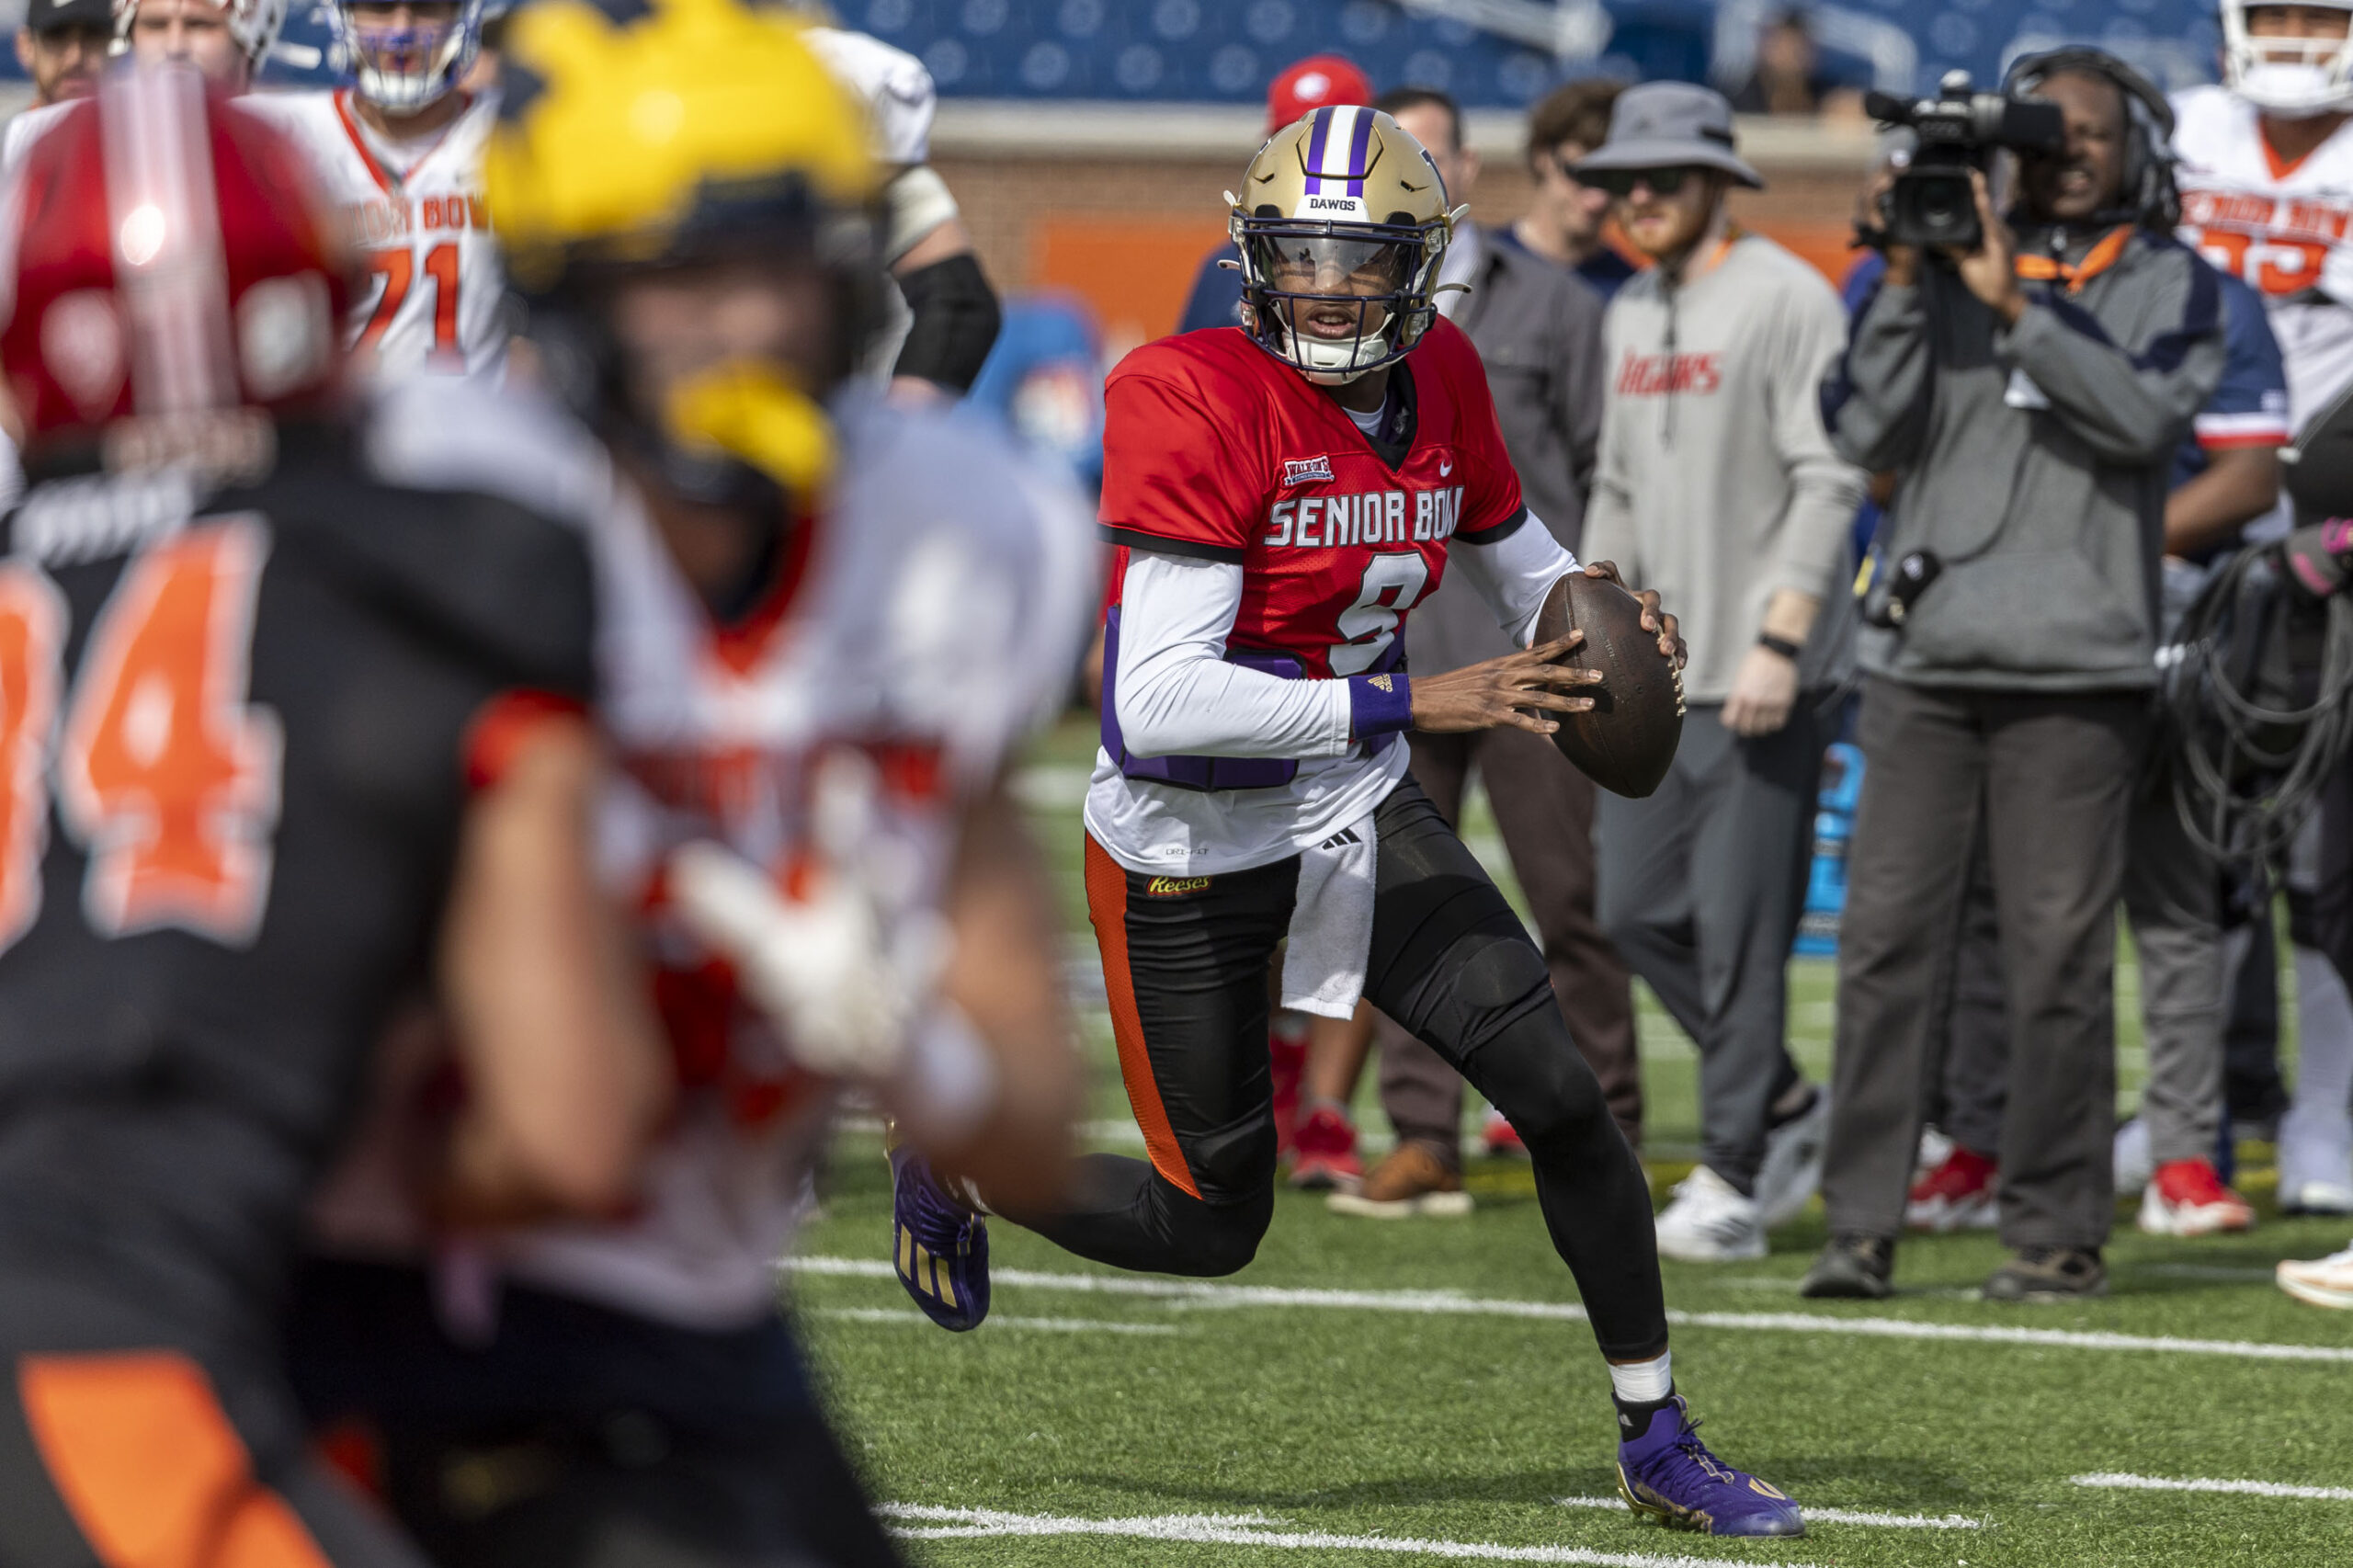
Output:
top-left (485, 0), bottom-right (883, 292)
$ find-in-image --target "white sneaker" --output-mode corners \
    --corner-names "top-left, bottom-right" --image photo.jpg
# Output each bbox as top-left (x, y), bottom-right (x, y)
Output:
top-left (1753, 1086), bottom-right (1828, 1230)
top-left (1654, 1165), bottom-right (1767, 1262)
top-left (1914, 1125), bottom-right (1955, 1182)
top-left (2278, 1106), bottom-right (2353, 1215)
top-left (2278, 1242), bottom-right (2353, 1309)
top-left (2112, 1116), bottom-right (2153, 1197)
top-left (2281, 1178), bottom-right (2353, 1217)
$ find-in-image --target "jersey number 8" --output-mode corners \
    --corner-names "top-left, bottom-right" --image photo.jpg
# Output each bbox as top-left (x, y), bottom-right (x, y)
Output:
top-left (1329, 552), bottom-right (1431, 676)
top-left (0, 517), bottom-right (282, 955)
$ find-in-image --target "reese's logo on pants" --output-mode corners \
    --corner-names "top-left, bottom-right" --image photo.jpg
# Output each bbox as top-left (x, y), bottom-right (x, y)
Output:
top-left (1145, 876), bottom-right (1212, 897)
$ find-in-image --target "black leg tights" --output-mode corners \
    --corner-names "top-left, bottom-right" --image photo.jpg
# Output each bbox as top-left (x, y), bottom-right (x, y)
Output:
top-left (1005, 781), bottom-right (1668, 1358)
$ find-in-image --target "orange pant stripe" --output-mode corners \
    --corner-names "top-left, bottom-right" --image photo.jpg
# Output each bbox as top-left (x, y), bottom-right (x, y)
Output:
top-left (1085, 834), bottom-right (1200, 1199)
top-left (19, 1350), bottom-right (333, 1568)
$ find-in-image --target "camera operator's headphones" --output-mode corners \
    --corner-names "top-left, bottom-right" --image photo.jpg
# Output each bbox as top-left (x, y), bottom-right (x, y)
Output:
top-left (2002, 47), bottom-right (2181, 229)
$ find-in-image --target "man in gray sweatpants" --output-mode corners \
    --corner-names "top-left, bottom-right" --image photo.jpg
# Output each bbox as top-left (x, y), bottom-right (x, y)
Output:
top-left (1575, 84), bottom-right (1867, 1263)
top-left (1804, 49), bottom-right (2224, 1302)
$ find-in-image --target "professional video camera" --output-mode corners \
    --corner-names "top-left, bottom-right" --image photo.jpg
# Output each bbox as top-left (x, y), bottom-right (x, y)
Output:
top-left (1864, 70), bottom-right (2065, 251)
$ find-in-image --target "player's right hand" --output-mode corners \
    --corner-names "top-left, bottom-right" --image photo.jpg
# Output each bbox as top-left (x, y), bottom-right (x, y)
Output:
top-left (1409, 635), bottom-right (1600, 736)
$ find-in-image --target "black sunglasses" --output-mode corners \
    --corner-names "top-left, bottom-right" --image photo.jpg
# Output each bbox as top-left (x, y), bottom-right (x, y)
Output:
top-left (1577, 166), bottom-right (1700, 199)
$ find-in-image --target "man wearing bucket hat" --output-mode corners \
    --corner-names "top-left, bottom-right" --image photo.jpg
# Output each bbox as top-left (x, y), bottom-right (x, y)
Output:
top-left (1578, 83), bottom-right (1866, 1264)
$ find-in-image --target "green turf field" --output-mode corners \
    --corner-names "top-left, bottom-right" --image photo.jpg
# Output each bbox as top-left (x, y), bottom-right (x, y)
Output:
top-left (790, 719), bottom-right (2353, 1567)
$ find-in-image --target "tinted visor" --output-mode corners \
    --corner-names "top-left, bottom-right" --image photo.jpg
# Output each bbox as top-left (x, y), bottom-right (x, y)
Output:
top-left (1245, 230), bottom-right (1419, 298)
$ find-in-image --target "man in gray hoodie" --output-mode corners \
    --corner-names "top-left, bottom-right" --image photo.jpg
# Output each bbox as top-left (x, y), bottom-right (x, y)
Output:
top-left (1577, 84), bottom-right (1866, 1263)
top-left (1803, 49), bottom-right (2226, 1303)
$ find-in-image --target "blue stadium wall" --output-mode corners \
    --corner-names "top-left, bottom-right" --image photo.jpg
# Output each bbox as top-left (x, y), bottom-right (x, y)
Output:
top-left (4, 1), bottom-right (2228, 104)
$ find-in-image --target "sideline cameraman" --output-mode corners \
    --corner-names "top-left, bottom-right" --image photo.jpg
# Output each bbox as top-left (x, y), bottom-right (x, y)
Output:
top-left (1805, 51), bottom-right (2225, 1303)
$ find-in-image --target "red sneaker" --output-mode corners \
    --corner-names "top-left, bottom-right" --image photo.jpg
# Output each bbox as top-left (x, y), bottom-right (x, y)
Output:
top-left (1482, 1107), bottom-right (1527, 1158)
top-left (1289, 1104), bottom-right (1361, 1192)
top-left (1904, 1145), bottom-right (1998, 1233)
top-left (2139, 1158), bottom-right (2256, 1237)
top-left (1268, 1012), bottom-right (1309, 1164)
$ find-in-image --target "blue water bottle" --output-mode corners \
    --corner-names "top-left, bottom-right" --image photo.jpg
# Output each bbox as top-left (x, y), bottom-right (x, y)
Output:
top-left (1794, 743), bottom-right (1864, 958)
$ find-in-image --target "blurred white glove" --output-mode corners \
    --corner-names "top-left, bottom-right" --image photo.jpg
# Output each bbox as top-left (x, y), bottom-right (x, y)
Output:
top-left (665, 838), bottom-right (918, 1080)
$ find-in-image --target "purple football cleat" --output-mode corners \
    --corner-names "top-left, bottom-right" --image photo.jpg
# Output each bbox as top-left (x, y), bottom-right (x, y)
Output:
top-left (1616, 1395), bottom-right (1803, 1538)
top-left (890, 1143), bottom-right (990, 1332)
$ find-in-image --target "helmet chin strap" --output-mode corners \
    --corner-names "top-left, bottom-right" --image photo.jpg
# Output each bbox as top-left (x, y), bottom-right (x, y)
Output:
top-left (1271, 299), bottom-right (1392, 385)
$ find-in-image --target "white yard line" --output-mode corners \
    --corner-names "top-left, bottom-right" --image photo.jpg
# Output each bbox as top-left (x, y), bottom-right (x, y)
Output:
top-left (809, 1306), bottom-right (1176, 1335)
top-left (2072, 1472), bottom-right (2353, 1502)
top-left (788, 1256), bottom-right (2353, 1364)
top-left (1556, 1496), bottom-right (1978, 1530)
top-left (877, 1505), bottom-right (1818, 1566)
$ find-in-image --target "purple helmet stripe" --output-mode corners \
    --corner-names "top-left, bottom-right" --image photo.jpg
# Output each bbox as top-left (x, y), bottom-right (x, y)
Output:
top-left (1303, 106), bottom-right (1336, 195)
top-left (1346, 107), bottom-right (1374, 197)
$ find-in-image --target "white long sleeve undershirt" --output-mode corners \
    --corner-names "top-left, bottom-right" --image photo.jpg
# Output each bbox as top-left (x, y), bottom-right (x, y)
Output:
top-left (1110, 516), bottom-right (1579, 761)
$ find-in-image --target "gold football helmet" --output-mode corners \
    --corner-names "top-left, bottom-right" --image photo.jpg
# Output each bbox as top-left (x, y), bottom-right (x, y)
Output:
top-left (1228, 107), bottom-right (1464, 384)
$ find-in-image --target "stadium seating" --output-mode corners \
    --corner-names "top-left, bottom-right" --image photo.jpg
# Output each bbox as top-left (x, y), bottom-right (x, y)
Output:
top-left (813, 0), bottom-right (2224, 108)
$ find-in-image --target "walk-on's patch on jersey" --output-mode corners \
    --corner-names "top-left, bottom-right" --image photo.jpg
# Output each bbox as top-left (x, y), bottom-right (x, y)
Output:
top-left (240, 90), bottom-right (505, 381)
top-left (2174, 84), bottom-right (2353, 427)
top-left (1086, 317), bottom-right (1526, 878)
top-left (370, 381), bottom-right (1094, 1328)
top-left (0, 426), bottom-right (595, 1306)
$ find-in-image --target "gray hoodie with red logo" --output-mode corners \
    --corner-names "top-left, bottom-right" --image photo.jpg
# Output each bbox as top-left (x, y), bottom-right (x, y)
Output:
top-left (1582, 232), bottom-right (1867, 704)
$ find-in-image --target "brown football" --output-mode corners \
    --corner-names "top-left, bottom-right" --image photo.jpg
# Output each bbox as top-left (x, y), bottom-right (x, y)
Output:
top-left (1532, 572), bottom-right (1683, 798)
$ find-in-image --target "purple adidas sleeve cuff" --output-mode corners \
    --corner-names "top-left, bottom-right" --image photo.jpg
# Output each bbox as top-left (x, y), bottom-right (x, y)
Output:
top-left (1347, 672), bottom-right (1414, 740)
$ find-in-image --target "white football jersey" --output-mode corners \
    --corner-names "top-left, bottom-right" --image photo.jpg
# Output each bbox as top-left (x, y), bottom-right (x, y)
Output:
top-left (2174, 84), bottom-right (2353, 427)
top-left (348, 381), bottom-right (1094, 1327)
top-left (240, 89), bottom-right (506, 381)
top-left (804, 25), bottom-right (935, 166)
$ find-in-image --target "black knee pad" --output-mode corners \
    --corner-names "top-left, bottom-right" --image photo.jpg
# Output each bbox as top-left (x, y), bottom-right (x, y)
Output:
top-left (1153, 1179), bottom-right (1273, 1278)
top-left (1489, 1040), bottom-right (1615, 1159)
top-left (1445, 948), bottom-right (1614, 1159)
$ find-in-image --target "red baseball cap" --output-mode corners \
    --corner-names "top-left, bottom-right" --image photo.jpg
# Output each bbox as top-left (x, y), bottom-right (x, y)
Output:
top-left (1266, 54), bottom-right (1373, 134)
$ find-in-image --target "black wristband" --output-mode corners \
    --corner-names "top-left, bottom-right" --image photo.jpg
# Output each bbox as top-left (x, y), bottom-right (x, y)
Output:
top-left (1756, 632), bottom-right (1802, 661)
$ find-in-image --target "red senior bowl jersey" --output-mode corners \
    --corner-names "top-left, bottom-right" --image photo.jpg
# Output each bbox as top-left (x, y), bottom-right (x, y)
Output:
top-left (1098, 317), bottom-right (1525, 679)
top-left (1084, 318), bottom-right (1532, 877)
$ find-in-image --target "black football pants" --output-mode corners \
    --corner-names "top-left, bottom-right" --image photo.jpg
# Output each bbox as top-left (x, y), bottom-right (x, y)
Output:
top-left (1004, 778), bottom-right (1668, 1361)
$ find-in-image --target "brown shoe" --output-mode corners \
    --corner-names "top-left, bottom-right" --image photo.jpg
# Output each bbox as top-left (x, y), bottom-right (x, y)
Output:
top-left (1326, 1142), bottom-right (1472, 1218)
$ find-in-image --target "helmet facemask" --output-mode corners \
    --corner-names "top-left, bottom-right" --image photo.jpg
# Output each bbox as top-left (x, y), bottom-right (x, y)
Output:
top-left (332, 0), bottom-right (481, 113)
top-left (1234, 214), bottom-right (1444, 385)
top-left (2222, 0), bottom-right (2353, 117)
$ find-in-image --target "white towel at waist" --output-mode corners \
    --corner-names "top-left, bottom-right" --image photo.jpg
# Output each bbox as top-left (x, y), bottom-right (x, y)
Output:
top-left (1279, 809), bottom-right (1377, 1019)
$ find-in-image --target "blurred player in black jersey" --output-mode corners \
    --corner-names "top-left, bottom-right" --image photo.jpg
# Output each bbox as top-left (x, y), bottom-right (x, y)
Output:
top-left (0, 61), bottom-right (669, 1566)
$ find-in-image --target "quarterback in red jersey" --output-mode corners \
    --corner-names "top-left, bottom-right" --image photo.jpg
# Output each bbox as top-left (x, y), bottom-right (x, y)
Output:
top-left (892, 106), bottom-right (1804, 1539)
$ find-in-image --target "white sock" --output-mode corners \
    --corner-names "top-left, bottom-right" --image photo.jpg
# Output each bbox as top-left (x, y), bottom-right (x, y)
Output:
top-left (1608, 1351), bottom-right (1673, 1404)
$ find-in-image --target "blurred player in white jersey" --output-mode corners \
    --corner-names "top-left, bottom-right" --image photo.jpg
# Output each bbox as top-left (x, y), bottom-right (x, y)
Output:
top-left (2174, 2), bottom-right (2353, 1228)
top-left (451, 5), bottom-right (1003, 396)
top-left (801, 19), bottom-right (1002, 393)
top-left (2176, 2), bottom-right (2353, 424)
top-left (241, 0), bottom-right (504, 378)
top-left (286, 0), bottom-right (1093, 1560)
